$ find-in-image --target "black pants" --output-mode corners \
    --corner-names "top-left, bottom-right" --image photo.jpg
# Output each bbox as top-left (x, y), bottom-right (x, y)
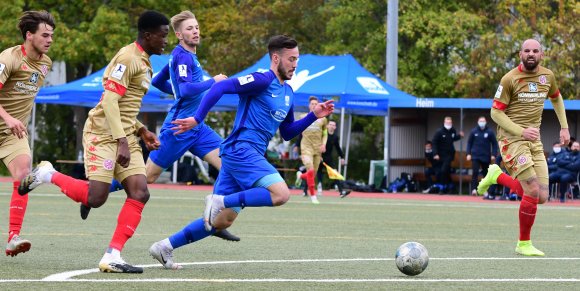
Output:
top-left (438, 155), bottom-right (454, 185)
top-left (470, 159), bottom-right (490, 191)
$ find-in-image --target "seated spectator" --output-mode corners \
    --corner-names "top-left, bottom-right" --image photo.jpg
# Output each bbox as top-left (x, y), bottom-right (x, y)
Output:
top-left (422, 141), bottom-right (441, 193)
top-left (554, 141), bottom-right (580, 202)
top-left (548, 141), bottom-right (571, 202)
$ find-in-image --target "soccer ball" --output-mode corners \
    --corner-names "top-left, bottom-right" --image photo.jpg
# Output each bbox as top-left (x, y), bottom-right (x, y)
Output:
top-left (395, 242), bottom-right (429, 276)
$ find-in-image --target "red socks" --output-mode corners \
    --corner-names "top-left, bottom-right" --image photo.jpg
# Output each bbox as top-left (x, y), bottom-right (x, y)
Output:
top-left (109, 199), bottom-right (144, 251)
top-left (8, 181), bottom-right (28, 241)
top-left (519, 195), bottom-right (538, 241)
top-left (496, 173), bottom-right (524, 197)
top-left (300, 169), bottom-right (316, 196)
top-left (51, 172), bottom-right (89, 206)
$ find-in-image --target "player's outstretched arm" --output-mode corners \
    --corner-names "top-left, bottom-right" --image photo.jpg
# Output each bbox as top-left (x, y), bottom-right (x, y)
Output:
top-left (279, 100), bottom-right (334, 141)
top-left (170, 78), bottom-right (236, 134)
top-left (152, 64), bottom-right (173, 94)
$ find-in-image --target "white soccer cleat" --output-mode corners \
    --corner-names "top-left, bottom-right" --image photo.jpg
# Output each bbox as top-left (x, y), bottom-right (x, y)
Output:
top-left (5, 235), bottom-right (31, 257)
top-left (99, 253), bottom-right (143, 273)
top-left (310, 195), bottom-right (320, 204)
top-left (18, 161), bottom-right (55, 195)
top-left (149, 240), bottom-right (182, 270)
top-left (203, 194), bottom-right (224, 231)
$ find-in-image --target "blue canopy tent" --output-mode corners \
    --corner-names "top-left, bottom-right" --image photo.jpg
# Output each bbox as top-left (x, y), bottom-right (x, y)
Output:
top-left (224, 53), bottom-right (418, 116)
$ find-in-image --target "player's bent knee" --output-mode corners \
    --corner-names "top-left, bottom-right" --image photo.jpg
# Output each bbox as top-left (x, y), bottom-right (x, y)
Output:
top-left (271, 190), bottom-right (290, 206)
top-left (130, 189), bottom-right (150, 204)
top-left (87, 195), bottom-right (108, 208)
top-left (146, 175), bottom-right (159, 184)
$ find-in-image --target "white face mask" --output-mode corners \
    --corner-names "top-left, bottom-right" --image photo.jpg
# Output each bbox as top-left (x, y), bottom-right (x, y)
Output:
top-left (425, 149), bottom-right (432, 154)
top-left (553, 147), bottom-right (561, 154)
top-left (478, 122), bottom-right (486, 128)
top-left (444, 124), bottom-right (452, 130)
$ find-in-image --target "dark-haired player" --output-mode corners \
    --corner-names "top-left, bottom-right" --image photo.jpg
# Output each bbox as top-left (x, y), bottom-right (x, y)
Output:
top-left (148, 35), bottom-right (334, 269)
top-left (0, 10), bottom-right (54, 257)
top-left (20, 11), bottom-right (170, 273)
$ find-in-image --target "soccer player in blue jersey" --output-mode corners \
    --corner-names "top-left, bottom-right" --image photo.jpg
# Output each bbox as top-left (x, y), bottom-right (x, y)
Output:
top-left (148, 35), bottom-right (334, 269)
top-left (146, 10), bottom-right (239, 242)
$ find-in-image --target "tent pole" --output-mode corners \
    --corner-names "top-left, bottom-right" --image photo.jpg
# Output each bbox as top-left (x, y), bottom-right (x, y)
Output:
top-left (30, 103), bottom-right (37, 166)
top-left (459, 107), bottom-right (464, 195)
top-left (384, 107), bottom-right (390, 187)
top-left (339, 107), bottom-right (345, 173)
top-left (344, 113), bottom-right (353, 179)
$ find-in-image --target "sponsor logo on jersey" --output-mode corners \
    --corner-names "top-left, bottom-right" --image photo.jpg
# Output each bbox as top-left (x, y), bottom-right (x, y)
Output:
top-left (178, 64), bottom-right (187, 77)
top-left (110, 63), bottom-right (127, 80)
top-left (0, 63), bottom-right (5, 74)
top-left (528, 82), bottom-right (538, 92)
top-left (29, 72), bottom-right (39, 84)
top-left (41, 65), bottom-right (48, 76)
top-left (238, 74), bottom-right (254, 85)
top-left (270, 109), bottom-right (288, 122)
top-left (494, 85), bottom-right (503, 99)
top-left (539, 75), bottom-right (547, 84)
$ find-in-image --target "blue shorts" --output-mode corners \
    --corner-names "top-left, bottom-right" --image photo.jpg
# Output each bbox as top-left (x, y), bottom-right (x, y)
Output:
top-left (148, 123), bottom-right (222, 169)
top-left (214, 143), bottom-right (284, 213)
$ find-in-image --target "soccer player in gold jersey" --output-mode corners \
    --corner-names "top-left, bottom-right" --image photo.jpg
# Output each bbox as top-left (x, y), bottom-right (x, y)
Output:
top-left (19, 11), bottom-right (170, 273)
top-left (299, 96), bottom-right (328, 204)
top-left (0, 11), bottom-right (54, 257)
top-left (477, 39), bottom-right (569, 256)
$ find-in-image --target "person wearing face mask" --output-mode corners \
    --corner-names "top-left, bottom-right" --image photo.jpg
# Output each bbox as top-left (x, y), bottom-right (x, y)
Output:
top-left (421, 141), bottom-right (441, 193)
top-left (550, 141), bottom-right (580, 202)
top-left (466, 116), bottom-right (499, 197)
top-left (432, 116), bottom-right (463, 193)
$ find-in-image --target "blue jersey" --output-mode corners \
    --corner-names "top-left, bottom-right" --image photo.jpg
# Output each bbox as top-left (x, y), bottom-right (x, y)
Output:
top-left (223, 70), bottom-right (294, 156)
top-left (158, 45), bottom-right (215, 131)
top-left (194, 69), bottom-right (320, 158)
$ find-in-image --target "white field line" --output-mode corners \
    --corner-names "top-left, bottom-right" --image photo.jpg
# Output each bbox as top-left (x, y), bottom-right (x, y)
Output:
top-left (33, 257), bottom-right (580, 282)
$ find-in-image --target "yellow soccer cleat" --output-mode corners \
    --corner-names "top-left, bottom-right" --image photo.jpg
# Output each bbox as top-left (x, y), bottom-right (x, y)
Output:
top-left (477, 164), bottom-right (502, 195)
top-left (515, 240), bottom-right (545, 256)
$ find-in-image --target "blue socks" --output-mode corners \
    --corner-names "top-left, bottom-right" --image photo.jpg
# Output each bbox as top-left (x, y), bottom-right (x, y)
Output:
top-left (223, 187), bottom-right (273, 208)
top-left (169, 218), bottom-right (215, 249)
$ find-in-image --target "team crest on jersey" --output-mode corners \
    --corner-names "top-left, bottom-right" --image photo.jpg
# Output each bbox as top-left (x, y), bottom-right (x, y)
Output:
top-left (539, 75), bottom-right (547, 84)
top-left (285, 95), bottom-right (290, 106)
top-left (238, 74), bottom-right (254, 85)
top-left (40, 65), bottom-right (48, 76)
top-left (178, 64), bottom-right (187, 77)
top-left (0, 63), bottom-right (5, 74)
top-left (103, 159), bottom-right (115, 171)
top-left (111, 63), bottom-right (126, 80)
top-left (517, 155), bottom-right (528, 165)
top-left (29, 72), bottom-right (39, 84)
top-left (528, 82), bottom-right (538, 92)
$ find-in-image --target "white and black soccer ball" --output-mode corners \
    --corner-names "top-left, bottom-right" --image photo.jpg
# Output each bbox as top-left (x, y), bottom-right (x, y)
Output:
top-left (395, 242), bottom-right (429, 276)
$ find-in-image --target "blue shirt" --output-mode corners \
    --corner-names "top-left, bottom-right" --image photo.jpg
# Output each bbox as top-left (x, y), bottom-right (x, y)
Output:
top-left (194, 70), bottom-right (317, 156)
top-left (152, 45), bottom-right (215, 132)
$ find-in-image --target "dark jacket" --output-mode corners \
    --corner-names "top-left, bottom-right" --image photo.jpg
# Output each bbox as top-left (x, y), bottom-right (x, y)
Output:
top-left (432, 126), bottom-right (461, 158)
top-left (425, 151), bottom-right (441, 169)
top-left (547, 151), bottom-right (565, 173)
top-left (556, 150), bottom-right (580, 175)
top-left (466, 125), bottom-right (498, 163)
top-left (322, 132), bottom-right (344, 162)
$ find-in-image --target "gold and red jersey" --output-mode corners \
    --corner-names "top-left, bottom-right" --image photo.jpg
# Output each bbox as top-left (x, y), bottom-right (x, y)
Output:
top-left (84, 42), bottom-right (151, 139)
top-left (0, 45), bottom-right (51, 134)
top-left (492, 64), bottom-right (560, 132)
